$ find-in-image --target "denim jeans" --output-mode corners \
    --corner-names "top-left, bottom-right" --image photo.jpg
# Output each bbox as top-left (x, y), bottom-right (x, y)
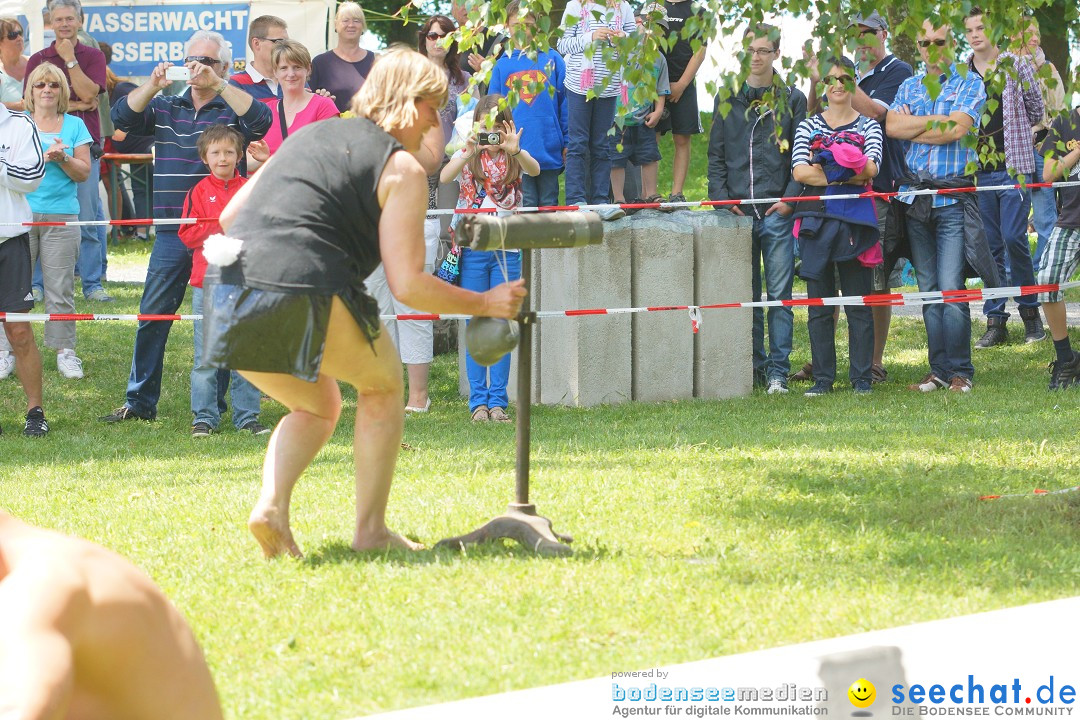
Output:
top-left (906, 202), bottom-right (974, 381)
top-left (191, 286), bottom-right (260, 429)
top-left (565, 91), bottom-right (616, 205)
top-left (123, 231), bottom-right (192, 417)
top-left (751, 211), bottom-right (796, 380)
top-left (806, 259), bottom-right (874, 386)
top-left (460, 248), bottom-right (521, 412)
top-left (1030, 150), bottom-right (1058, 273)
top-left (522, 168), bottom-right (562, 208)
top-left (976, 169), bottom-right (1038, 318)
top-left (76, 156), bottom-right (105, 296)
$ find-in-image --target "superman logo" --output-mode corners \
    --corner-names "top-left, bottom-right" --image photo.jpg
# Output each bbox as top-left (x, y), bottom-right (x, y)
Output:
top-left (507, 69), bottom-right (549, 105)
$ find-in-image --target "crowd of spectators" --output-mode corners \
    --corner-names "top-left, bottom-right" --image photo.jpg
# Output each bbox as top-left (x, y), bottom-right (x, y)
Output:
top-left (2, 1), bottom-right (1078, 437)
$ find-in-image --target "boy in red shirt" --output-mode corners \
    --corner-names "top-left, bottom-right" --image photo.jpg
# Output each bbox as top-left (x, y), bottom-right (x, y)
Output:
top-left (178, 125), bottom-right (268, 437)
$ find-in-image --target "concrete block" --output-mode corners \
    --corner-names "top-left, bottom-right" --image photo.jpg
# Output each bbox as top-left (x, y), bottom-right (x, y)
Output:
top-left (683, 211), bottom-right (754, 399)
top-left (630, 216), bottom-right (695, 402)
top-left (538, 220), bottom-right (633, 406)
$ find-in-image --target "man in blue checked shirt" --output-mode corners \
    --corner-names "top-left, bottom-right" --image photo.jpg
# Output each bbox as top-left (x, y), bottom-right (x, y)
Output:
top-left (886, 19), bottom-right (985, 394)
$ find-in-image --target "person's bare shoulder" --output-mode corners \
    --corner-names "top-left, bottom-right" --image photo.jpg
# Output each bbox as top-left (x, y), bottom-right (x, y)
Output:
top-left (378, 149), bottom-right (427, 205)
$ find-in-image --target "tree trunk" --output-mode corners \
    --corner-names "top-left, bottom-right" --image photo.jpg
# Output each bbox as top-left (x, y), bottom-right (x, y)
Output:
top-left (1033, 3), bottom-right (1074, 96)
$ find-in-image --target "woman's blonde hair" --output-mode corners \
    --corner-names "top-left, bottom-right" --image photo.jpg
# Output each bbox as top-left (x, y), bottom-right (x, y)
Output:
top-left (467, 94), bottom-right (521, 186)
top-left (336, 1), bottom-right (366, 32)
top-left (351, 45), bottom-right (447, 132)
top-left (24, 64), bottom-right (70, 115)
top-left (271, 38), bottom-right (312, 73)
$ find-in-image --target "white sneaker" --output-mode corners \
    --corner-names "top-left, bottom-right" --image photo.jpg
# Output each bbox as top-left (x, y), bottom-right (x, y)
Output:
top-left (766, 378), bottom-right (789, 394)
top-left (57, 349), bottom-right (84, 379)
top-left (0, 351), bottom-right (14, 380)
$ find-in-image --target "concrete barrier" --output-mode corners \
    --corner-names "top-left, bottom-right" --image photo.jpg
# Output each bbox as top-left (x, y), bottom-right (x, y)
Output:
top-left (538, 222), bottom-right (632, 406)
top-left (455, 211), bottom-right (753, 407)
top-left (630, 215), bottom-right (696, 402)
top-left (682, 211), bottom-right (754, 399)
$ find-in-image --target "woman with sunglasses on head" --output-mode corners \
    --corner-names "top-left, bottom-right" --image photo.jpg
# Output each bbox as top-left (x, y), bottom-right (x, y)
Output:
top-left (2, 65), bottom-right (91, 381)
top-left (790, 56), bottom-right (882, 397)
top-left (0, 18), bottom-right (28, 111)
top-left (310, 2), bottom-right (377, 114)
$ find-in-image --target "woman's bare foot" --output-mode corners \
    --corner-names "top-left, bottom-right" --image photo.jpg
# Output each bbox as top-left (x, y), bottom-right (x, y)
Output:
top-left (248, 505), bottom-right (303, 558)
top-left (351, 528), bottom-right (425, 552)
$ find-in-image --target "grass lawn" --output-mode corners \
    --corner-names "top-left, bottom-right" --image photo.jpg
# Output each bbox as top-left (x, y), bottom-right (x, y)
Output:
top-left (2, 269), bottom-right (1080, 719)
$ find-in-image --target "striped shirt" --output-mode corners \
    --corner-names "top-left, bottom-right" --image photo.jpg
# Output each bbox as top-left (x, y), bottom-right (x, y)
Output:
top-left (892, 63), bottom-right (986, 208)
top-left (112, 90), bottom-right (272, 234)
top-left (557, 1), bottom-right (637, 98)
top-left (792, 114), bottom-right (883, 170)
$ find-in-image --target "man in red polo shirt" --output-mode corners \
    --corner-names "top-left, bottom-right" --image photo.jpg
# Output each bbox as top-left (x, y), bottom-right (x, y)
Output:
top-left (25, 0), bottom-right (110, 303)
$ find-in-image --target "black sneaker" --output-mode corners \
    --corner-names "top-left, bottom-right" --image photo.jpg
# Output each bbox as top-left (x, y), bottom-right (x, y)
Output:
top-left (241, 420), bottom-right (271, 436)
top-left (24, 406), bottom-right (48, 437)
top-left (661, 192), bottom-right (686, 213)
top-left (804, 381), bottom-right (833, 397)
top-left (1019, 307), bottom-right (1046, 343)
top-left (99, 405), bottom-right (153, 423)
top-left (975, 318), bottom-right (1008, 349)
top-left (1048, 352), bottom-right (1080, 390)
top-left (192, 422), bottom-right (214, 438)
top-left (852, 380), bottom-right (872, 394)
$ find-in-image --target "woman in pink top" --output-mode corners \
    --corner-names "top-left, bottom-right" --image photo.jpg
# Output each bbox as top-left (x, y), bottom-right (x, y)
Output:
top-left (259, 40), bottom-right (339, 156)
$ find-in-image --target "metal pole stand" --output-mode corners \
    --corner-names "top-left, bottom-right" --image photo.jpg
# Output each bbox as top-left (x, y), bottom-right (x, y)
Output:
top-left (435, 213), bottom-right (604, 557)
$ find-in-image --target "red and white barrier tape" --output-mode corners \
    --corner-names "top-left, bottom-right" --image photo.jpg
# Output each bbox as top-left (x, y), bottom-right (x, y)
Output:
top-left (3, 282), bottom-right (1077, 324)
top-left (18, 180), bottom-right (1080, 227)
top-left (979, 485), bottom-right (1080, 501)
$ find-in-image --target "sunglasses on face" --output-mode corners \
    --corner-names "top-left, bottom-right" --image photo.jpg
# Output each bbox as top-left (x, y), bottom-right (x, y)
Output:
top-left (5, 29), bottom-right (23, 40)
top-left (823, 74), bottom-right (854, 86)
top-left (33, 81), bottom-right (62, 89)
top-left (425, 31), bottom-right (447, 41)
top-left (856, 28), bottom-right (879, 37)
top-left (917, 39), bottom-right (947, 48)
top-left (185, 56), bottom-right (221, 67)
top-left (255, 36), bottom-right (286, 44)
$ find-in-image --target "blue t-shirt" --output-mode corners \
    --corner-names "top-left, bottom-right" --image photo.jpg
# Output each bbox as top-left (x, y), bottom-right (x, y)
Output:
top-left (28, 113), bottom-right (91, 215)
top-left (857, 54), bottom-right (913, 192)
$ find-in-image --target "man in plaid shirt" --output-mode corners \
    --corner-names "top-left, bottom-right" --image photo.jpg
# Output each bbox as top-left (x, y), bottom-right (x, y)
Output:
top-left (964, 7), bottom-right (1046, 348)
top-left (886, 19), bottom-right (986, 394)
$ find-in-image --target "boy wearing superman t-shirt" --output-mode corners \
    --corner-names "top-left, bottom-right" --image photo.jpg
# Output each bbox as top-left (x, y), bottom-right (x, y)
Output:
top-left (489, 0), bottom-right (569, 207)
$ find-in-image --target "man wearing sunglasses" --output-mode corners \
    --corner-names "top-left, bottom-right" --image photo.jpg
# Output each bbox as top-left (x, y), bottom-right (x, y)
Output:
top-left (101, 30), bottom-right (271, 424)
top-left (886, 20), bottom-right (988, 394)
top-left (24, 0), bottom-right (111, 302)
top-left (229, 15), bottom-right (289, 104)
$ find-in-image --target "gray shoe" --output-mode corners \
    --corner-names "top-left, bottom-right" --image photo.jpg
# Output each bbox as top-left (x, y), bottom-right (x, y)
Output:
top-left (85, 287), bottom-right (114, 302)
top-left (597, 206), bottom-right (626, 222)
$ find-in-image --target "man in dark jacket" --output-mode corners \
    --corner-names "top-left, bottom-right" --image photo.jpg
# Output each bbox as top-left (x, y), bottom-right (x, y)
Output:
top-left (706, 23), bottom-right (805, 394)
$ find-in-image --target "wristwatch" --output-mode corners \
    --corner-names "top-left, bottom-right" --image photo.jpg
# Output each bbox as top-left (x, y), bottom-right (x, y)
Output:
top-left (65, 59), bottom-right (78, 69)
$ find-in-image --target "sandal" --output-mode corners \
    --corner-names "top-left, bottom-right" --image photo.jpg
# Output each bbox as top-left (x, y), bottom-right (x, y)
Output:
top-left (871, 363), bottom-right (888, 384)
top-left (471, 405), bottom-right (489, 422)
top-left (789, 362), bottom-right (814, 382)
top-left (488, 407), bottom-right (512, 423)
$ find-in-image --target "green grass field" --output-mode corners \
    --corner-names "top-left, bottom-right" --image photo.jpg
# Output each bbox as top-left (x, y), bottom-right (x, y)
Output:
top-left (2, 269), bottom-right (1079, 718)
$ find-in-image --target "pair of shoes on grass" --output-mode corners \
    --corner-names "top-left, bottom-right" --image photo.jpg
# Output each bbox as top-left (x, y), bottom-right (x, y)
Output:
top-left (192, 420), bottom-right (271, 438)
top-left (471, 405), bottom-right (512, 423)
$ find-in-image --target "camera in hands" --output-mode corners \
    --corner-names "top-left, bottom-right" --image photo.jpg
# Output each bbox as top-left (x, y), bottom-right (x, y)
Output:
top-left (477, 131), bottom-right (502, 146)
top-left (165, 65), bottom-right (191, 82)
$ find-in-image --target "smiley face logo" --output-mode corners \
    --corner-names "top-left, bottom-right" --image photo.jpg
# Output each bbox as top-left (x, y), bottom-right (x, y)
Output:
top-left (848, 678), bottom-right (876, 708)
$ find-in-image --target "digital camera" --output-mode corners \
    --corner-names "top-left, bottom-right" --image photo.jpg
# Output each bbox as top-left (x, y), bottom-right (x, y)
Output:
top-left (477, 131), bottom-right (502, 146)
